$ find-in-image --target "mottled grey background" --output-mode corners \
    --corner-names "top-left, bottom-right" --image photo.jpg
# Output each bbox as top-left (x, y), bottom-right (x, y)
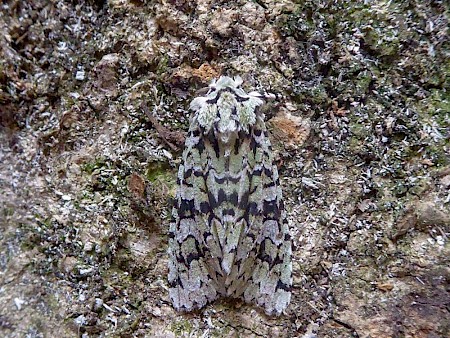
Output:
top-left (0, 0), bottom-right (449, 337)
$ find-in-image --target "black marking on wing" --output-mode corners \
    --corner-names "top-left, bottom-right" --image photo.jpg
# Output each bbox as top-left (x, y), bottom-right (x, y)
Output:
top-left (179, 199), bottom-right (195, 217)
top-left (207, 131), bottom-right (220, 158)
top-left (276, 280), bottom-right (291, 292)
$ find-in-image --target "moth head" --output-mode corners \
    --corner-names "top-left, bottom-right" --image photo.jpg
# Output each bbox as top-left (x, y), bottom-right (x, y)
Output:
top-left (190, 76), bottom-right (264, 143)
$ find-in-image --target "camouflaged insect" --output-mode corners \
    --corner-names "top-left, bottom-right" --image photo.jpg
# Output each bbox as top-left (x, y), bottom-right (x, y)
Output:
top-left (168, 76), bottom-right (292, 316)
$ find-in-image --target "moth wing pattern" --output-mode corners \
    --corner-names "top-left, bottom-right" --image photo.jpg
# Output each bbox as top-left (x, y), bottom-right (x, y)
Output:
top-left (167, 123), bottom-right (221, 311)
top-left (168, 76), bottom-right (292, 316)
top-left (237, 117), bottom-right (292, 316)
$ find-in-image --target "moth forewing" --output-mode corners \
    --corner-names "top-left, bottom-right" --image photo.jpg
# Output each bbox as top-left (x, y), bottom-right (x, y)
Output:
top-left (168, 76), bottom-right (292, 316)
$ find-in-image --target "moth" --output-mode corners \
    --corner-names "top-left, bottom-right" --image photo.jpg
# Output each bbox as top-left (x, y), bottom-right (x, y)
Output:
top-left (168, 76), bottom-right (292, 316)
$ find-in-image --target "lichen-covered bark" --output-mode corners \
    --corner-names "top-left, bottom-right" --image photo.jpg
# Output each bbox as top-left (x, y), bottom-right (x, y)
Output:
top-left (0, 0), bottom-right (448, 337)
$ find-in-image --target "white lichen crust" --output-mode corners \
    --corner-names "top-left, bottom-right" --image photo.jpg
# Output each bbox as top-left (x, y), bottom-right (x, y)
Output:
top-left (168, 76), bottom-right (292, 316)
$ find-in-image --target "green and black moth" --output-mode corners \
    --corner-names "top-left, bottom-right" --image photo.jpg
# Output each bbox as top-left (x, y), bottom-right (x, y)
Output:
top-left (168, 76), bottom-right (292, 316)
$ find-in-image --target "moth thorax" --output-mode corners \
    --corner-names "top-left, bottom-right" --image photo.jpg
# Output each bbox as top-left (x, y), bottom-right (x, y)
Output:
top-left (217, 129), bottom-right (238, 150)
top-left (214, 94), bottom-right (239, 145)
